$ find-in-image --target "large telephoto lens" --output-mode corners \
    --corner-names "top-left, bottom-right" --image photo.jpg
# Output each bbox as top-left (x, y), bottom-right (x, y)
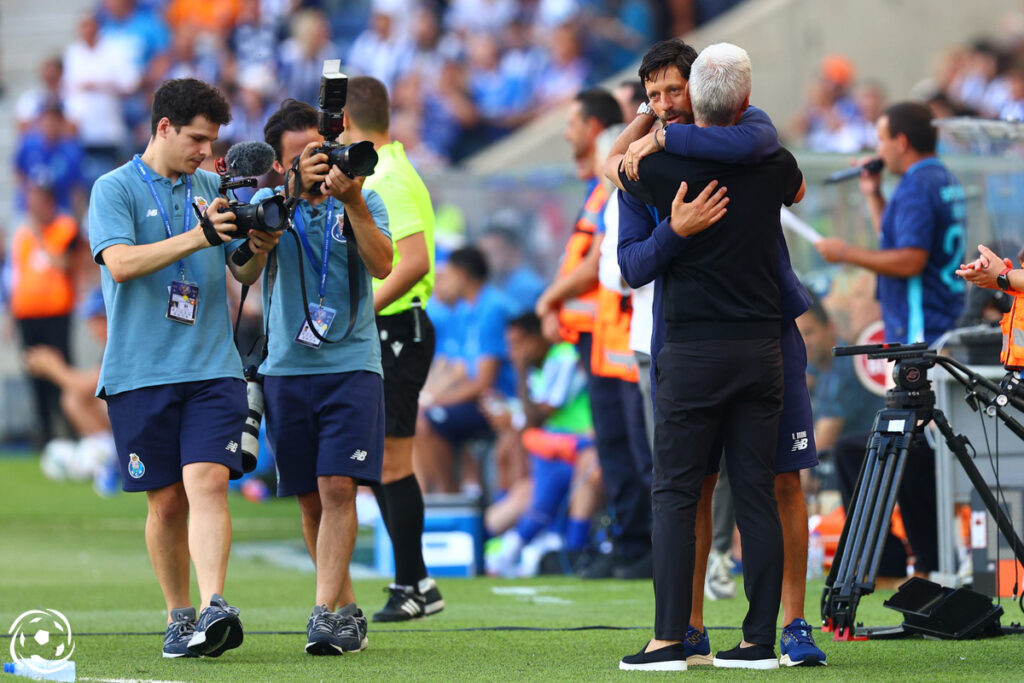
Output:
top-left (234, 195), bottom-right (287, 233)
top-left (328, 140), bottom-right (378, 178)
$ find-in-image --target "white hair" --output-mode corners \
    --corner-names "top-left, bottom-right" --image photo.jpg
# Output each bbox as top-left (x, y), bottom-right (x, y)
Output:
top-left (689, 43), bottom-right (752, 127)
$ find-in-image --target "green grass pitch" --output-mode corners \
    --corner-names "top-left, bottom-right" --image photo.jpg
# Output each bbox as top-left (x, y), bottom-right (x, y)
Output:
top-left (1, 455), bottom-right (1022, 682)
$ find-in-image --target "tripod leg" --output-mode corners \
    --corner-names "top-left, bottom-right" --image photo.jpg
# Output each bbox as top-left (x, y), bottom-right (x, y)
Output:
top-left (826, 409), bottom-right (917, 640)
top-left (933, 409), bottom-right (1024, 567)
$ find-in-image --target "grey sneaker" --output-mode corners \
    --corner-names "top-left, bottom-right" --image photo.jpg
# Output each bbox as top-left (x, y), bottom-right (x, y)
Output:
top-left (163, 607), bottom-right (198, 659)
top-left (305, 604), bottom-right (344, 656)
top-left (187, 593), bottom-right (243, 657)
top-left (335, 603), bottom-right (368, 653)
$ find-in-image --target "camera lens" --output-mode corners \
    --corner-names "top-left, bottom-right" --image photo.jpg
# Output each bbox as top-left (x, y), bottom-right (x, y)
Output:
top-left (257, 195), bottom-right (286, 230)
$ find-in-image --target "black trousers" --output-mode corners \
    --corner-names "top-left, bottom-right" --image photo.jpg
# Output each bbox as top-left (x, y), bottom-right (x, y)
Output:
top-left (835, 431), bottom-right (939, 574)
top-left (577, 332), bottom-right (652, 559)
top-left (653, 338), bottom-right (783, 645)
top-left (17, 315), bottom-right (72, 442)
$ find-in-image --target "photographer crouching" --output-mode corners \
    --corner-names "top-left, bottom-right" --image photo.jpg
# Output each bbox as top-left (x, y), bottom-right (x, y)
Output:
top-left (254, 71), bottom-right (393, 654)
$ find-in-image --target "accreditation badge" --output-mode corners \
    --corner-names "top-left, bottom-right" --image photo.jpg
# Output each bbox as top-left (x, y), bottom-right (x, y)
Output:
top-left (167, 280), bottom-right (200, 325)
top-left (295, 303), bottom-right (336, 348)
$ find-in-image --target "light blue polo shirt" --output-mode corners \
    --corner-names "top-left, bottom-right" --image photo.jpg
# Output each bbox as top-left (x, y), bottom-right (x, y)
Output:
top-left (88, 160), bottom-right (245, 397)
top-left (254, 187), bottom-right (390, 377)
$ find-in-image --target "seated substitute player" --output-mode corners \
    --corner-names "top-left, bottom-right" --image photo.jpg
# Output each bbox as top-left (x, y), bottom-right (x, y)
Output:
top-left (88, 78), bottom-right (279, 659)
top-left (483, 312), bottom-right (598, 577)
top-left (255, 98), bottom-right (393, 655)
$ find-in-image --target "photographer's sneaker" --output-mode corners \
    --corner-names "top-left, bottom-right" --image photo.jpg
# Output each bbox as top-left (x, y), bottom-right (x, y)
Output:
top-left (780, 618), bottom-right (827, 666)
top-left (684, 626), bottom-right (713, 666)
top-left (305, 604), bottom-right (345, 656)
top-left (704, 550), bottom-right (737, 600)
top-left (713, 643), bottom-right (779, 670)
top-left (335, 603), bottom-right (368, 652)
top-left (187, 594), bottom-right (243, 657)
top-left (619, 641), bottom-right (687, 671)
top-left (163, 607), bottom-right (198, 659)
top-left (372, 578), bottom-right (445, 622)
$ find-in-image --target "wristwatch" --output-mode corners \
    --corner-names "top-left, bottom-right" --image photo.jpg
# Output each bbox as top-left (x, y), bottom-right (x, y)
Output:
top-left (636, 101), bottom-right (654, 117)
top-left (997, 266), bottom-right (1014, 292)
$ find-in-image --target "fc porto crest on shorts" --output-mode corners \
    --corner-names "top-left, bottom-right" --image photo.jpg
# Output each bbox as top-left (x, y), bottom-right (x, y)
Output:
top-left (128, 453), bottom-right (146, 479)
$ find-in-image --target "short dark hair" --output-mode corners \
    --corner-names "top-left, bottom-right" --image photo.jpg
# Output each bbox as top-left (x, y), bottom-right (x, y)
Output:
top-left (507, 312), bottom-right (542, 336)
top-left (574, 88), bottom-right (623, 129)
top-left (264, 98), bottom-right (319, 162)
top-left (151, 78), bottom-right (231, 135)
top-left (884, 101), bottom-right (936, 154)
top-left (638, 39), bottom-right (699, 84)
top-left (346, 76), bottom-right (390, 134)
top-left (448, 246), bottom-right (489, 282)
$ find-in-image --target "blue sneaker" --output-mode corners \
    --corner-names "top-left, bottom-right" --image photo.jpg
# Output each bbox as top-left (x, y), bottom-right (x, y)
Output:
top-left (780, 618), bottom-right (827, 667)
top-left (162, 607), bottom-right (198, 658)
top-left (187, 594), bottom-right (243, 657)
top-left (683, 626), bottom-right (712, 666)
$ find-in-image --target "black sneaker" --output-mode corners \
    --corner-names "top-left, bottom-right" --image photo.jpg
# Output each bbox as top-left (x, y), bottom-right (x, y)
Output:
top-left (305, 604), bottom-right (344, 656)
top-left (162, 607), bottom-right (198, 659)
top-left (713, 642), bottom-right (780, 670)
top-left (417, 577), bottom-right (445, 616)
top-left (335, 603), bottom-right (368, 653)
top-left (372, 578), bottom-right (445, 622)
top-left (578, 551), bottom-right (616, 579)
top-left (373, 584), bottom-right (425, 622)
top-left (612, 552), bottom-right (653, 580)
top-left (619, 641), bottom-right (687, 671)
top-left (186, 594), bottom-right (243, 658)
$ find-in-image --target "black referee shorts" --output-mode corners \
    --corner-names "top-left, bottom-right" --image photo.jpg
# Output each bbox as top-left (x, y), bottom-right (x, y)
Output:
top-left (377, 306), bottom-right (436, 438)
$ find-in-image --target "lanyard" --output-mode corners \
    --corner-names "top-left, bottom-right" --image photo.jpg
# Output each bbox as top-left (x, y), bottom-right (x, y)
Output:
top-left (292, 197), bottom-right (336, 304)
top-left (132, 155), bottom-right (191, 281)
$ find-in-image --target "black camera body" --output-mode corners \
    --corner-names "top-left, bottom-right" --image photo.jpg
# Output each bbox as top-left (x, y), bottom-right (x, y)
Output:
top-left (309, 59), bottom-right (378, 191)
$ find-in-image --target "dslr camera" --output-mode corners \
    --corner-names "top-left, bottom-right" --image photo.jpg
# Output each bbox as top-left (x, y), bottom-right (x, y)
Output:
top-left (309, 59), bottom-right (378, 192)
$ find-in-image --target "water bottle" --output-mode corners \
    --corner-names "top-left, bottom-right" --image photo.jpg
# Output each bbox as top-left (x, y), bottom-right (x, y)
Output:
top-left (807, 530), bottom-right (824, 579)
top-left (3, 659), bottom-right (76, 682)
top-left (240, 365), bottom-right (264, 474)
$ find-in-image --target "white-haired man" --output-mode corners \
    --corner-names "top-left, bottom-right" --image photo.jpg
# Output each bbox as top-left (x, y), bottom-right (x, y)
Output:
top-left (617, 43), bottom-right (805, 672)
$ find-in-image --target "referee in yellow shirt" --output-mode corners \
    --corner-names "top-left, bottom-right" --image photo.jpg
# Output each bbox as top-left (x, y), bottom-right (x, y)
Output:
top-left (341, 76), bottom-right (444, 621)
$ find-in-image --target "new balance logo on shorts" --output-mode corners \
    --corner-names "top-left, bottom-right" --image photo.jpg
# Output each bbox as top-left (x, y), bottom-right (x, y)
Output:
top-left (226, 441), bottom-right (238, 453)
top-left (351, 449), bottom-right (368, 461)
top-left (790, 431), bottom-right (808, 452)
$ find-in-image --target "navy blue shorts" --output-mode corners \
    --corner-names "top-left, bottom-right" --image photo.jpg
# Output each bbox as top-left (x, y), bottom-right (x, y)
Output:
top-left (424, 401), bottom-right (493, 447)
top-left (105, 378), bottom-right (247, 492)
top-left (706, 319), bottom-right (819, 475)
top-left (263, 371), bottom-right (385, 496)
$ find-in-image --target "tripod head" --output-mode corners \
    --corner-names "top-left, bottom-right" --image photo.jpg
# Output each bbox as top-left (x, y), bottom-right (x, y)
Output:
top-left (834, 342), bottom-right (936, 411)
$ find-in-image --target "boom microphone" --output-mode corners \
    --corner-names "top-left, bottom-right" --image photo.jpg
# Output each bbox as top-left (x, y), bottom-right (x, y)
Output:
top-left (225, 141), bottom-right (276, 178)
top-left (823, 158), bottom-right (884, 184)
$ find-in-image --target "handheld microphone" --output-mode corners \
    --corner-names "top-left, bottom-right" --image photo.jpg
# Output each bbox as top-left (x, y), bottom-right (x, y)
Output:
top-left (823, 158), bottom-right (883, 184)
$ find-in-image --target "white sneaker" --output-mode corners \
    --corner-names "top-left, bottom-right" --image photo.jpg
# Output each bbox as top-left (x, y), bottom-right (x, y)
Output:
top-left (705, 550), bottom-right (737, 600)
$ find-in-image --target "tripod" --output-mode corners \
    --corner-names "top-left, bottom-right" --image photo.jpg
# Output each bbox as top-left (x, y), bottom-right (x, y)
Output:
top-left (820, 342), bottom-right (1024, 640)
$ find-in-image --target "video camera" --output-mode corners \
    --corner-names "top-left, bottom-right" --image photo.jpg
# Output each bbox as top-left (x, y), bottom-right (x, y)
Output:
top-left (308, 59), bottom-right (377, 192)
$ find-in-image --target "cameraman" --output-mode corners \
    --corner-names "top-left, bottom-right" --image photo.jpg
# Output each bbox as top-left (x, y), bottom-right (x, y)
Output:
top-left (256, 98), bottom-right (392, 655)
top-left (338, 76), bottom-right (445, 623)
top-left (88, 78), bottom-right (279, 659)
